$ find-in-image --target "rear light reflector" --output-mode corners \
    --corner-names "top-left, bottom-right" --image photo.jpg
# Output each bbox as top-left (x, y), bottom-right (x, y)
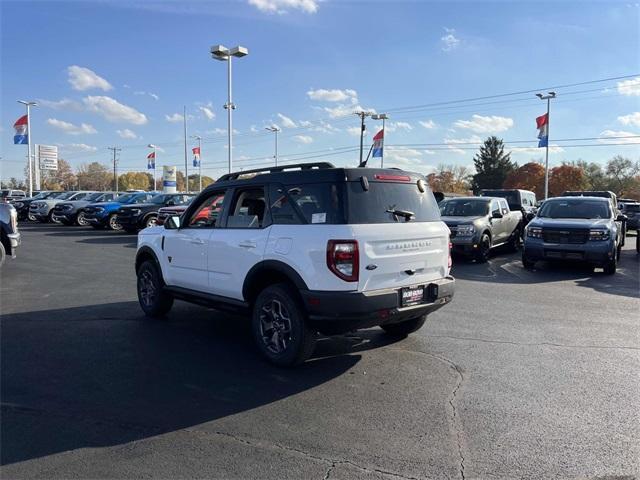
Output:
top-left (327, 240), bottom-right (359, 282)
top-left (373, 174), bottom-right (411, 182)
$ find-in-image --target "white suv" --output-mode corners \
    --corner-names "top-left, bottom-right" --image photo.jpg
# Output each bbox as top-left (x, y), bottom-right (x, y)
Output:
top-left (135, 163), bottom-right (454, 366)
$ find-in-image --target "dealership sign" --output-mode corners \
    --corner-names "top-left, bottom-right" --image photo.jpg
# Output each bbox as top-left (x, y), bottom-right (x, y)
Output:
top-left (37, 145), bottom-right (59, 171)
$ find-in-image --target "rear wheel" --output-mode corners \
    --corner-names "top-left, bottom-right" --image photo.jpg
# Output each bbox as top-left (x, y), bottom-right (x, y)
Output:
top-left (252, 283), bottom-right (316, 367)
top-left (108, 213), bottom-right (122, 231)
top-left (137, 260), bottom-right (173, 317)
top-left (508, 228), bottom-right (522, 252)
top-left (381, 315), bottom-right (427, 338)
top-left (76, 210), bottom-right (89, 226)
top-left (475, 233), bottom-right (491, 263)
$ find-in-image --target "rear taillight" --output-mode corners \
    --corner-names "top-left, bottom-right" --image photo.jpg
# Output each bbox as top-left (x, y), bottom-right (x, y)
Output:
top-left (448, 242), bottom-right (452, 269)
top-left (373, 174), bottom-right (411, 182)
top-left (327, 240), bottom-right (359, 282)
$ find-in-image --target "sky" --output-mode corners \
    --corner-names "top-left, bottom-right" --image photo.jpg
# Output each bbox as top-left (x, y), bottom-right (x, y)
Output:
top-left (1, 0), bottom-right (639, 183)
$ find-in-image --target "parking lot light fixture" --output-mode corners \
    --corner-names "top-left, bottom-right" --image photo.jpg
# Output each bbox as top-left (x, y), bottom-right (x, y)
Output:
top-left (210, 44), bottom-right (249, 174)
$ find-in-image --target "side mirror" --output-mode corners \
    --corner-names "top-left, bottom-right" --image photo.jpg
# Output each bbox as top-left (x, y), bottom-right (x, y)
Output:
top-left (492, 210), bottom-right (503, 219)
top-left (164, 215), bottom-right (181, 229)
top-left (616, 214), bottom-right (627, 222)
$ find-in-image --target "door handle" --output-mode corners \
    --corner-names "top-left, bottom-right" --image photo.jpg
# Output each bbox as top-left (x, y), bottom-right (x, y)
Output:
top-left (190, 238), bottom-right (205, 245)
top-left (239, 240), bottom-right (257, 248)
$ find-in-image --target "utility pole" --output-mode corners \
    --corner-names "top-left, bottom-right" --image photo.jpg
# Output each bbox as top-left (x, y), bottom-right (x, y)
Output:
top-left (536, 91), bottom-right (556, 200)
top-left (108, 146), bottom-right (121, 194)
top-left (355, 111), bottom-right (373, 167)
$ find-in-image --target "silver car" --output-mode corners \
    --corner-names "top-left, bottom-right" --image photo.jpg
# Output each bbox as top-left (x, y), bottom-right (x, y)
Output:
top-left (29, 191), bottom-right (97, 223)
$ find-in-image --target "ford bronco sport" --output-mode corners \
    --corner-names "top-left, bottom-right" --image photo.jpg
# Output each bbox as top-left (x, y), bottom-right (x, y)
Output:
top-left (135, 163), bottom-right (455, 366)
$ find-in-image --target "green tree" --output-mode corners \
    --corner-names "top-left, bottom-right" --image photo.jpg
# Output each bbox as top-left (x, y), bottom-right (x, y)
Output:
top-left (76, 162), bottom-right (112, 190)
top-left (605, 155), bottom-right (640, 195)
top-left (471, 136), bottom-right (515, 192)
top-left (576, 160), bottom-right (608, 191)
top-left (187, 174), bottom-right (215, 192)
top-left (118, 171), bottom-right (153, 191)
top-left (41, 158), bottom-right (77, 190)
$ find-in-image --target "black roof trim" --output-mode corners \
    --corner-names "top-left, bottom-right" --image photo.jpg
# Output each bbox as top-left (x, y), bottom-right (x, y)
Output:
top-left (217, 162), bottom-right (335, 182)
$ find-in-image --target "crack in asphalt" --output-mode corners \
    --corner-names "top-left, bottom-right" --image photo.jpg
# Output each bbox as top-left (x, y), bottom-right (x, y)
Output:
top-left (425, 334), bottom-right (640, 351)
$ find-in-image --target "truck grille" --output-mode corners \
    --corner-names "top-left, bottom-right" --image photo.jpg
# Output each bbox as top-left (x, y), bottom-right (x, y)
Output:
top-left (542, 228), bottom-right (589, 244)
top-left (448, 226), bottom-right (457, 239)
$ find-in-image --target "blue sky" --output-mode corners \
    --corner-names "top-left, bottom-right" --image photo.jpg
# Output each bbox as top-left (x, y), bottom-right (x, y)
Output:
top-left (1, 0), bottom-right (639, 182)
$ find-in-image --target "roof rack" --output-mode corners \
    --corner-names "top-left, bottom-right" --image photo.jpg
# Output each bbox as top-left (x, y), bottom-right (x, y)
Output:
top-left (217, 162), bottom-right (335, 182)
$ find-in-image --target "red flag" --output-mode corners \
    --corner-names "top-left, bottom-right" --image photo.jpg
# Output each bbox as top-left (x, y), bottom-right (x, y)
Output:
top-left (536, 113), bottom-right (548, 129)
top-left (13, 115), bottom-right (28, 127)
top-left (147, 152), bottom-right (155, 159)
top-left (192, 147), bottom-right (200, 156)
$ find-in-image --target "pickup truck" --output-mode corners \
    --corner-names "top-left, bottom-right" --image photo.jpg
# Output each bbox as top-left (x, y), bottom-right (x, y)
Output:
top-left (440, 196), bottom-right (523, 262)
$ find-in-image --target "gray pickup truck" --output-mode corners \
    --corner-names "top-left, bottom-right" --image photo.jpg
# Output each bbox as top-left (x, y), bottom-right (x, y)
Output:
top-left (440, 196), bottom-right (523, 262)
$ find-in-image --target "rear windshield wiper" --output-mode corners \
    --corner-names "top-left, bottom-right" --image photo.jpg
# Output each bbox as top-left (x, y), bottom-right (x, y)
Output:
top-left (386, 208), bottom-right (415, 221)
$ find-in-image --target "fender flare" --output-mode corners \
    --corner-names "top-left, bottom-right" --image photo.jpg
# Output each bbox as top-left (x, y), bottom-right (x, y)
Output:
top-left (242, 260), bottom-right (309, 301)
top-left (135, 245), bottom-right (162, 273)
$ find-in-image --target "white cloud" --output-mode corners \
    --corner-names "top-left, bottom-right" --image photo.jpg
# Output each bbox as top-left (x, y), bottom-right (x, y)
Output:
top-left (305, 120), bottom-right (339, 134)
top-left (206, 128), bottom-right (239, 135)
top-left (199, 106), bottom-right (215, 120)
top-left (248, 0), bottom-right (318, 14)
top-left (384, 147), bottom-right (424, 167)
top-left (277, 113), bottom-right (297, 128)
top-left (250, 125), bottom-right (259, 133)
top-left (47, 118), bottom-right (97, 135)
top-left (293, 135), bottom-right (313, 144)
top-left (324, 104), bottom-right (375, 119)
top-left (392, 121), bottom-right (413, 131)
top-left (60, 143), bottom-right (98, 153)
top-left (454, 114), bottom-right (514, 133)
top-left (165, 113), bottom-right (184, 123)
top-left (618, 112), bottom-right (640, 127)
top-left (617, 77), bottom-right (640, 96)
top-left (347, 126), bottom-right (365, 137)
top-left (444, 135), bottom-right (483, 154)
top-left (599, 130), bottom-right (639, 144)
top-left (117, 128), bottom-right (138, 139)
top-left (83, 96), bottom-right (147, 125)
top-left (419, 120), bottom-right (437, 129)
top-left (134, 91), bottom-right (159, 100)
top-left (37, 98), bottom-right (83, 111)
top-left (307, 88), bottom-right (358, 103)
top-left (441, 28), bottom-right (460, 52)
top-left (67, 65), bottom-right (112, 91)
top-left (299, 120), bottom-right (312, 127)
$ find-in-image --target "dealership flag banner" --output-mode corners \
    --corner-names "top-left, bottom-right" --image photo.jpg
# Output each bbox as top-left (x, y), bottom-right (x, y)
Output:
top-left (13, 115), bottom-right (28, 144)
top-left (536, 113), bottom-right (549, 148)
top-left (372, 129), bottom-right (384, 157)
top-left (192, 147), bottom-right (200, 167)
top-left (147, 151), bottom-right (155, 170)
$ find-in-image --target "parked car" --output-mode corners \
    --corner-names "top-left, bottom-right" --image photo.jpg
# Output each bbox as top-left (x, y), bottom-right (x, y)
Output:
top-left (156, 205), bottom-right (188, 226)
top-left (117, 193), bottom-right (195, 233)
top-left (51, 191), bottom-right (119, 226)
top-left (1, 189), bottom-right (26, 203)
top-left (0, 203), bottom-right (20, 267)
top-left (29, 191), bottom-right (96, 223)
top-left (135, 162), bottom-right (455, 366)
top-left (561, 190), bottom-right (625, 243)
top-left (11, 191), bottom-right (63, 220)
top-left (619, 202), bottom-right (640, 231)
top-left (480, 189), bottom-right (537, 225)
top-left (83, 192), bottom-right (158, 230)
top-left (440, 196), bottom-right (523, 262)
top-left (522, 196), bottom-right (624, 274)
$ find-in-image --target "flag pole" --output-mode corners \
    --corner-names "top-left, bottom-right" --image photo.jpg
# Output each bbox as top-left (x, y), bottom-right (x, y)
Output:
top-left (154, 147), bottom-right (157, 192)
top-left (198, 136), bottom-right (202, 192)
top-left (381, 117), bottom-right (385, 169)
top-left (26, 105), bottom-right (33, 197)
top-left (183, 105), bottom-right (188, 193)
top-left (544, 96), bottom-right (550, 200)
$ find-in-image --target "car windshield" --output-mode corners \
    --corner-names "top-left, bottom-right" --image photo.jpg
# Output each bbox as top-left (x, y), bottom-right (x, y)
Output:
top-left (482, 190), bottom-right (519, 209)
top-left (538, 199), bottom-right (611, 219)
top-left (624, 204), bottom-right (640, 212)
top-left (440, 199), bottom-right (489, 217)
top-left (0, 190), bottom-right (10, 197)
top-left (32, 192), bottom-right (50, 200)
top-left (149, 194), bottom-right (172, 204)
top-left (55, 192), bottom-right (76, 200)
top-left (83, 192), bottom-right (103, 202)
top-left (115, 193), bottom-right (136, 202)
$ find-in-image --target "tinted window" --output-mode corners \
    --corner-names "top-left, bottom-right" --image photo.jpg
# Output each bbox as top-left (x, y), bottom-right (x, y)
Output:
top-left (115, 193), bottom-right (135, 202)
top-left (499, 199), bottom-right (509, 213)
top-left (83, 192), bottom-right (103, 202)
top-left (227, 188), bottom-right (266, 228)
top-left (269, 185), bottom-right (303, 225)
top-left (347, 181), bottom-right (440, 224)
top-left (482, 190), bottom-right (520, 209)
top-left (538, 200), bottom-right (611, 219)
top-left (188, 191), bottom-right (226, 228)
top-left (624, 204), bottom-right (640, 213)
top-left (288, 183), bottom-right (345, 224)
top-left (440, 199), bottom-right (489, 217)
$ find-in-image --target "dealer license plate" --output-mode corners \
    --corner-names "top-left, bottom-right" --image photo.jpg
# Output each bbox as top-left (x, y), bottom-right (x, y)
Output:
top-left (401, 285), bottom-right (424, 307)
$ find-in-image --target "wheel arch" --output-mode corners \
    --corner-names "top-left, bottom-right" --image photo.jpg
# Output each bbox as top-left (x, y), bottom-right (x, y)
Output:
top-left (135, 246), bottom-right (162, 275)
top-left (243, 260), bottom-right (309, 306)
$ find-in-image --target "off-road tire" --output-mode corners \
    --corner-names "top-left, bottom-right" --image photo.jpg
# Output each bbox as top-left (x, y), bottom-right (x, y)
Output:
top-left (381, 315), bottom-right (427, 338)
top-left (137, 260), bottom-right (173, 317)
top-left (475, 233), bottom-right (491, 263)
top-left (603, 251), bottom-right (617, 275)
top-left (251, 283), bottom-right (316, 367)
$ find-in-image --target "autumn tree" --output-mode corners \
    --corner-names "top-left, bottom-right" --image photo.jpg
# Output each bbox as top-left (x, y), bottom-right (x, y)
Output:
top-left (471, 136), bottom-right (515, 192)
top-left (549, 164), bottom-right (587, 196)
top-left (426, 165), bottom-right (471, 194)
top-left (605, 155), bottom-right (640, 195)
top-left (503, 162), bottom-right (545, 198)
top-left (1, 178), bottom-right (27, 190)
top-left (41, 158), bottom-right (77, 190)
top-left (76, 162), bottom-right (112, 190)
top-left (118, 172), bottom-right (153, 191)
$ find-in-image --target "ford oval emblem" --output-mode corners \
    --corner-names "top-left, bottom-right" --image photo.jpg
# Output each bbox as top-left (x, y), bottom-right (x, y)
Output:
top-left (366, 264), bottom-right (378, 270)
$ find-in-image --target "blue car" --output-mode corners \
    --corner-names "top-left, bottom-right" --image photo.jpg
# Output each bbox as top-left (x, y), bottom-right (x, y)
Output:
top-left (522, 196), bottom-right (624, 275)
top-left (83, 192), bottom-right (157, 230)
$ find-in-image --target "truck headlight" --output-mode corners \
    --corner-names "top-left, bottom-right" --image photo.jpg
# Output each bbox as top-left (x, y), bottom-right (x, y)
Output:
top-left (527, 226), bottom-right (543, 238)
top-left (589, 229), bottom-right (610, 241)
top-left (456, 225), bottom-right (475, 236)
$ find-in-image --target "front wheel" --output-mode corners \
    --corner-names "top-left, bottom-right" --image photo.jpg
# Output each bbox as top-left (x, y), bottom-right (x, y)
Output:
top-left (108, 213), bottom-right (122, 231)
top-left (137, 260), bottom-right (173, 317)
top-left (603, 251), bottom-right (617, 275)
top-left (522, 252), bottom-right (535, 270)
top-left (475, 233), bottom-right (491, 263)
top-left (48, 211), bottom-right (61, 224)
top-left (76, 210), bottom-right (89, 226)
top-left (252, 284), bottom-right (316, 367)
top-left (144, 215), bottom-right (158, 228)
top-left (27, 212), bottom-right (37, 222)
top-left (381, 315), bottom-right (427, 338)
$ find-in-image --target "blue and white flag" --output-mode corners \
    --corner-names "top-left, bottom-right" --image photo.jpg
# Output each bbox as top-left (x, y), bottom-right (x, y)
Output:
top-left (13, 115), bottom-right (28, 144)
top-left (372, 129), bottom-right (384, 157)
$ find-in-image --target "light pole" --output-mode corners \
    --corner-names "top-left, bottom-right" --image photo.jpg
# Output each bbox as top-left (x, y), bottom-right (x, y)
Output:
top-left (371, 113), bottom-right (388, 168)
top-left (17, 100), bottom-right (37, 196)
top-left (210, 44), bottom-right (249, 174)
top-left (191, 135), bottom-right (202, 191)
top-left (147, 144), bottom-right (157, 191)
top-left (265, 126), bottom-right (280, 166)
top-left (536, 91), bottom-right (556, 199)
top-left (355, 111), bottom-right (373, 167)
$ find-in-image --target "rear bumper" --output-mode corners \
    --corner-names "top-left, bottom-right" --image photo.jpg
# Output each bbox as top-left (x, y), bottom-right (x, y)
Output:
top-left (301, 276), bottom-right (455, 334)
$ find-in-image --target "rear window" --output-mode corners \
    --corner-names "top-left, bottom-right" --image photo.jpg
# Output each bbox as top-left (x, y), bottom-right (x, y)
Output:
top-left (482, 190), bottom-right (520, 209)
top-left (624, 204), bottom-right (640, 212)
top-left (346, 181), bottom-right (440, 224)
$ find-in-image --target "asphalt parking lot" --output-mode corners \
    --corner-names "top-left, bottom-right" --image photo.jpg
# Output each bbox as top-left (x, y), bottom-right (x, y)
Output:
top-left (1, 224), bottom-right (639, 480)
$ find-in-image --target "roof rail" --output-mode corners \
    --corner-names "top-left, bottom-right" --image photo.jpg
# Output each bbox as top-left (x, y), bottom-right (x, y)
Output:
top-left (217, 162), bottom-right (335, 182)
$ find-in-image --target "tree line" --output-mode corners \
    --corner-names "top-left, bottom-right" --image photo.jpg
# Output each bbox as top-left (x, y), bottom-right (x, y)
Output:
top-left (426, 136), bottom-right (640, 199)
top-left (1, 159), bottom-right (215, 193)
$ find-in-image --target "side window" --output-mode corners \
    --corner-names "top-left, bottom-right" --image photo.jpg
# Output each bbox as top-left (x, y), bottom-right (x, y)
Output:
top-left (269, 184), bottom-right (303, 225)
top-left (491, 200), bottom-right (500, 215)
top-left (188, 191), bottom-right (226, 228)
top-left (134, 196), bottom-right (147, 204)
top-left (499, 199), bottom-right (509, 214)
top-left (226, 187), bottom-right (267, 229)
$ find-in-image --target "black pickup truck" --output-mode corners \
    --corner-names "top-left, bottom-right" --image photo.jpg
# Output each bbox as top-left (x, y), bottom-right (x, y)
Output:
top-left (440, 196), bottom-right (523, 262)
